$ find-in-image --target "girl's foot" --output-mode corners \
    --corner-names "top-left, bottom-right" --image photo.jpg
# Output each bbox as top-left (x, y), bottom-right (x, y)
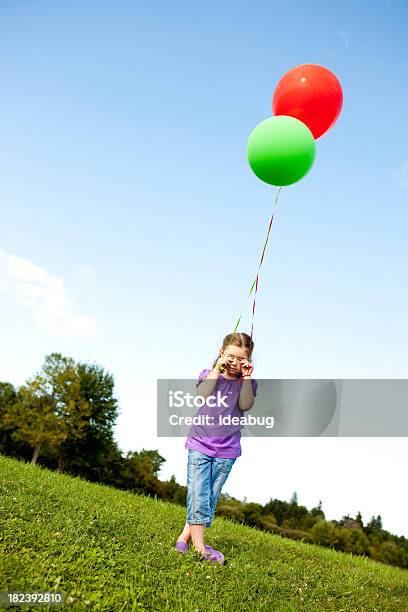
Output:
top-left (205, 544), bottom-right (221, 555)
top-left (176, 536), bottom-right (190, 544)
top-left (192, 544), bottom-right (224, 564)
top-left (175, 541), bottom-right (189, 554)
top-left (200, 548), bottom-right (224, 565)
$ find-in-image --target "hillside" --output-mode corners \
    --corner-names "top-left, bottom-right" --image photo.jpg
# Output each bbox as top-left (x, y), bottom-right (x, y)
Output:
top-left (1, 455), bottom-right (407, 611)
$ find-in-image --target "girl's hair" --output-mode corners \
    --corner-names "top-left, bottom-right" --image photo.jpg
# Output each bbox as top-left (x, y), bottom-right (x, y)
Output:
top-left (211, 332), bottom-right (254, 377)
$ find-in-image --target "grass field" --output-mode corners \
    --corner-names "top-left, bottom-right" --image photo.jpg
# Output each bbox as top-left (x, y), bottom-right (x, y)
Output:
top-left (1, 454), bottom-right (407, 611)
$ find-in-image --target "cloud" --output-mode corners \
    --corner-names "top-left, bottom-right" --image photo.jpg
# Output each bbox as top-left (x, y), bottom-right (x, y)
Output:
top-left (395, 161), bottom-right (408, 190)
top-left (338, 30), bottom-right (350, 47)
top-left (0, 247), bottom-right (97, 337)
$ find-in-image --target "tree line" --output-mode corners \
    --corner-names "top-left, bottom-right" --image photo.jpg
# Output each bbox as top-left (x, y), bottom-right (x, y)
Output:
top-left (1, 353), bottom-right (407, 570)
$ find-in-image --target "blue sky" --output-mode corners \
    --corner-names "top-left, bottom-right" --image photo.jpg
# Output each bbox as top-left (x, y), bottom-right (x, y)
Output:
top-left (1, 1), bottom-right (407, 536)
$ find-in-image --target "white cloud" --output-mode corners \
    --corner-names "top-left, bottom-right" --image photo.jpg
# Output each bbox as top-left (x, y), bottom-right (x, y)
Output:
top-left (0, 247), bottom-right (97, 337)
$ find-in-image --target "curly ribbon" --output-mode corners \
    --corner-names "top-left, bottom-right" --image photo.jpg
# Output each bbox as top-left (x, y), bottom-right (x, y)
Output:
top-left (248, 186), bottom-right (282, 345)
top-left (227, 186), bottom-right (282, 355)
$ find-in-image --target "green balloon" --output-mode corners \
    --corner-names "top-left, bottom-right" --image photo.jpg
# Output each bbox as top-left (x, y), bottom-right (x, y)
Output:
top-left (247, 115), bottom-right (316, 186)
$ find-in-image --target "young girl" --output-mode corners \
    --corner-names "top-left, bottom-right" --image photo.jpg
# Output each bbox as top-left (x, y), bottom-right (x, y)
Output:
top-left (175, 332), bottom-right (258, 564)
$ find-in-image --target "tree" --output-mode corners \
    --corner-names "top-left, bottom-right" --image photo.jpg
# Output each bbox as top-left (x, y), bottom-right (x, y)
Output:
top-left (333, 526), bottom-right (353, 553)
top-left (310, 500), bottom-right (325, 520)
top-left (2, 378), bottom-right (68, 464)
top-left (0, 382), bottom-right (18, 454)
top-left (0, 382), bottom-right (16, 409)
top-left (1, 353), bottom-right (122, 483)
top-left (120, 449), bottom-right (165, 496)
top-left (290, 491), bottom-right (298, 505)
top-left (380, 541), bottom-right (401, 566)
top-left (310, 520), bottom-right (336, 547)
top-left (4, 353), bottom-right (118, 471)
top-left (367, 515), bottom-right (383, 533)
top-left (242, 502), bottom-right (264, 528)
top-left (29, 354), bottom-right (92, 469)
top-left (158, 475), bottom-right (186, 504)
top-left (58, 358), bottom-right (120, 478)
top-left (355, 511), bottom-right (364, 528)
top-left (139, 449), bottom-right (165, 476)
top-left (264, 498), bottom-right (292, 525)
top-left (350, 529), bottom-right (370, 556)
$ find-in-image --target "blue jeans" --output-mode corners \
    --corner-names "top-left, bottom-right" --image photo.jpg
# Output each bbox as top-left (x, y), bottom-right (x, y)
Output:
top-left (186, 449), bottom-right (236, 527)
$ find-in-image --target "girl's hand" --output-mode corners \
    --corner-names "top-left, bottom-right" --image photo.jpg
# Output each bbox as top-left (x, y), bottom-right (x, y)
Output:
top-left (214, 353), bottom-right (233, 373)
top-left (241, 360), bottom-right (254, 377)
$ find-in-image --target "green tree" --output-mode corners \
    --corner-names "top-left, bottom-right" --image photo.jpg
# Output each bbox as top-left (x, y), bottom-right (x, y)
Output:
top-left (368, 515), bottom-right (383, 531)
top-left (0, 382), bottom-right (18, 454)
top-left (242, 502), bottom-right (264, 528)
top-left (3, 353), bottom-right (118, 471)
top-left (290, 491), bottom-right (298, 505)
top-left (158, 475), bottom-right (186, 505)
top-left (310, 519), bottom-right (336, 547)
top-left (0, 382), bottom-right (16, 410)
top-left (380, 540), bottom-right (402, 567)
top-left (350, 529), bottom-right (370, 556)
top-left (31, 353), bottom-right (92, 469)
top-left (2, 378), bottom-right (68, 464)
top-left (120, 449), bottom-right (165, 496)
top-left (58, 358), bottom-right (120, 478)
top-left (355, 511), bottom-right (364, 528)
top-left (332, 526), bottom-right (353, 553)
top-left (264, 498), bottom-right (292, 525)
top-left (310, 500), bottom-right (324, 515)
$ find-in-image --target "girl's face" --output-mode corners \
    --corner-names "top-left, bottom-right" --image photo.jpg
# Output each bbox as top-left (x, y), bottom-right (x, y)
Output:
top-left (220, 345), bottom-right (249, 374)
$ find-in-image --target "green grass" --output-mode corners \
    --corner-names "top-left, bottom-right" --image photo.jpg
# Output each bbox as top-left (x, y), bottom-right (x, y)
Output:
top-left (1, 454), bottom-right (407, 611)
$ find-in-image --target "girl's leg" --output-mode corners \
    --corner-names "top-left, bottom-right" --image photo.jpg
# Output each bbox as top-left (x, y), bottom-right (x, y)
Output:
top-left (207, 457), bottom-right (236, 528)
top-left (185, 450), bottom-right (212, 554)
top-left (178, 457), bottom-right (236, 542)
top-left (177, 522), bottom-right (208, 544)
top-left (176, 522), bottom-right (191, 544)
top-left (177, 453), bottom-right (193, 543)
top-left (189, 524), bottom-right (205, 553)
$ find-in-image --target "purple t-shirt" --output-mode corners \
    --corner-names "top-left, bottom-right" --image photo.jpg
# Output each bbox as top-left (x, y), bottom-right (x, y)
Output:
top-left (184, 368), bottom-right (258, 458)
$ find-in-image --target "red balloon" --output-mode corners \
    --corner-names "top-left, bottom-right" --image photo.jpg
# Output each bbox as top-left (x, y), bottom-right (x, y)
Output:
top-left (272, 64), bottom-right (343, 139)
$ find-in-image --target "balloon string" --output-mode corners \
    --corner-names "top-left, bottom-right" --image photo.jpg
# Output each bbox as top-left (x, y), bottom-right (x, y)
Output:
top-left (249, 186), bottom-right (282, 346)
top-left (223, 186), bottom-right (282, 361)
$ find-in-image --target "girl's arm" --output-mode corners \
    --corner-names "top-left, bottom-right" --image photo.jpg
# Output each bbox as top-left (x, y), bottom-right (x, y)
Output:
top-left (239, 376), bottom-right (255, 411)
top-left (196, 368), bottom-right (220, 399)
top-left (196, 354), bottom-right (231, 399)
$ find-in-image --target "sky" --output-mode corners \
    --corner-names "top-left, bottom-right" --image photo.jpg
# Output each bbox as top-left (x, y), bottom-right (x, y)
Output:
top-left (0, 1), bottom-right (407, 536)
